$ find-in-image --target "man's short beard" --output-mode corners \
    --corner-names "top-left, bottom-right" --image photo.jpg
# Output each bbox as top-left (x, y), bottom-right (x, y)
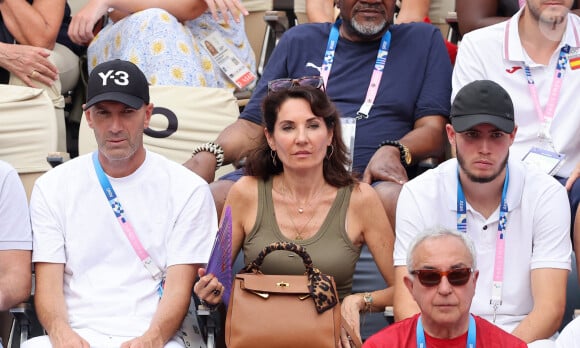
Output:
top-left (351, 17), bottom-right (389, 37)
top-left (457, 148), bottom-right (510, 184)
top-left (526, 1), bottom-right (570, 36)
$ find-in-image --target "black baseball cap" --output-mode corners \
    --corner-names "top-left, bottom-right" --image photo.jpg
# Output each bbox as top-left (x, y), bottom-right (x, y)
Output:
top-left (84, 60), bottom-right (150, 110)
top-left (450, 80), bottom-right (515, 133)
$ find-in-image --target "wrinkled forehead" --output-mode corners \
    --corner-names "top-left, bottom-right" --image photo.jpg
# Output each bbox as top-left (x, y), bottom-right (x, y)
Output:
top-left (411, 236), bottom-right (473, 269)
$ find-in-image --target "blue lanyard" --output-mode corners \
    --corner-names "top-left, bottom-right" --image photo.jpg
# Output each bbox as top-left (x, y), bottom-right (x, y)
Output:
top-left (320, 19), bottom-right (391, 119)
top-left (92, 151), bottom-right (163, 281)
top-left (456, 167), bottom-right (509, 233)
top-left (416, 314), bottom-right (476, 348)
top-left (457, 166), bottom-right (509, 318)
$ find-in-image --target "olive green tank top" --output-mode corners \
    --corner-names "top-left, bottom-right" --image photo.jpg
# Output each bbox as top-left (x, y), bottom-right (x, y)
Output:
top-left (243, 177), bottom-right (361, 300)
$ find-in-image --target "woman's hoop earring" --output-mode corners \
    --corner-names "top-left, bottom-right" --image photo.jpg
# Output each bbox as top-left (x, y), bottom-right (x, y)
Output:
top-left (270, 150), bottom-right (277, 166)
top-left (326, 145), bottom-right (334, 160)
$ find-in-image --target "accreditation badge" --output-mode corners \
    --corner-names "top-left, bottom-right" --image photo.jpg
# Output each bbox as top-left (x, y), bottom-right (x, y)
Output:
top-left (340, 117), bottom-right (356, 172)
top-left (522, 146), bottom-right (566, 175)
top-left (568, 47), bottom-right (580, 70)
top-left (202, 31), bottom-right (256, 89)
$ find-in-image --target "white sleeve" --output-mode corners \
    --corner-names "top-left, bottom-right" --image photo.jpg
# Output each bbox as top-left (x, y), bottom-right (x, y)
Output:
top-left (556, 317), bottom-right (580, 348)
top-left (451, 32), bottom-right (489, 102)
top-left (166, 181), bottom-right (218, 266)
top-left (394, 184), bottom-right (427, 267)
top-left (0, 164), bottom-right (32, 250)
top-left (530, 181), bottom-right (572, 270)
top-left (30, 180), bottom-right (66, 263)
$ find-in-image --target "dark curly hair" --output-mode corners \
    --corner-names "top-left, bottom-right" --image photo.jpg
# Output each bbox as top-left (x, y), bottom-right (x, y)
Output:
top-left (244, 86), bottom-right (355, 188)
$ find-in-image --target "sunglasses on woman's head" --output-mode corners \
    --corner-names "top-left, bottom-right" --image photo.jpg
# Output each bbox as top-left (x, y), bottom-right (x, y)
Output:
top-left (267, 76), bottom-right (325, 94)
top-left (410, 267), bottom-right (473, 287)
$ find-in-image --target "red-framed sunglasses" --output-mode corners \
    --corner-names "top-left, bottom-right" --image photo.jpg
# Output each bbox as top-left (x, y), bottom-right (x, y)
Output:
top-left (410, 267), bottom-right (473, 287)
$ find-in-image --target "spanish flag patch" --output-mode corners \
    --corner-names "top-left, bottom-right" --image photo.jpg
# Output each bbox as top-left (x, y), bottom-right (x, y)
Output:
top-left (570, 56), bottom-right (580, 70)
top-left (568, 48), bottom-right (580, 70)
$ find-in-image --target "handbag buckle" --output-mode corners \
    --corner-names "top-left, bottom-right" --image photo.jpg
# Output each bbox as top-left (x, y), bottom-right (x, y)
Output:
top-left (276, 281), bottom-right (290, 287)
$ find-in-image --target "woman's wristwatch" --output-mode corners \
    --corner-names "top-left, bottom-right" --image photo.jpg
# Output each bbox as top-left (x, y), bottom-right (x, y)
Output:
top-left (362, 292), bottom-right (373, 312)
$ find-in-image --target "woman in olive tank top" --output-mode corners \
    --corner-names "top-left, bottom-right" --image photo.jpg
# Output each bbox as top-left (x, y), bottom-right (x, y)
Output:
top-left (194, 84), bottom-right (396, 344)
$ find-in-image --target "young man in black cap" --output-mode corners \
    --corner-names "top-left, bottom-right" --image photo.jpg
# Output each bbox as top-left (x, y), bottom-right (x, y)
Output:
top-left (26, 60), bottom-right (218, 348)
top-left (392, 80), bottom-right (572, 345)
top-left (454, 0), bottom-right (580, 288)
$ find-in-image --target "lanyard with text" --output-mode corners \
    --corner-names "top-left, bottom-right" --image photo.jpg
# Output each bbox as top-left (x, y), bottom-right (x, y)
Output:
top-left (457, 167), bottom-right (509, 322)
top-left (92, 151), bottom-right (163, 281)
top-left (416, 314), bottom-right (476, 348)
top-left (524, 45), bottom-right (570, 142)
top-left (320, 19), bottom-right (391, 119)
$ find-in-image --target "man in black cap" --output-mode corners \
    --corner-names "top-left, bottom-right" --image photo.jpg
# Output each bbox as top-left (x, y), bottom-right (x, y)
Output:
top-left (392, 80), bottom-right (572, 345)
top-left (26, 60), bottom-right (218, 348)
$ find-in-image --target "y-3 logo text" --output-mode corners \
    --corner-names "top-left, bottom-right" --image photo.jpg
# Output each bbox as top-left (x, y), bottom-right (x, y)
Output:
top-left (98, 70), bottom-right (130, 86)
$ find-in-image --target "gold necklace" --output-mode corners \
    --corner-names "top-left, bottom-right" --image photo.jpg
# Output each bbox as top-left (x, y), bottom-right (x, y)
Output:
top-left (283, 178), bottom-right (325, 214)
top-left (287, 207), bottom-right (318, 240)
top-left (281, 179), bottom-right (326, 240)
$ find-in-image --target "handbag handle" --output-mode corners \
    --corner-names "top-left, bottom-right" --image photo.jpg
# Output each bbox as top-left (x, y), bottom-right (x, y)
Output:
top-left (241, 242), bottom-right (339, 313)
top-left (242, 242), bottom-right (315, 275)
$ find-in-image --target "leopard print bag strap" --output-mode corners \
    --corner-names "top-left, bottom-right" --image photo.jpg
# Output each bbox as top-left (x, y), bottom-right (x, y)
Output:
top-left (240, 242), bottom-right (339, 313)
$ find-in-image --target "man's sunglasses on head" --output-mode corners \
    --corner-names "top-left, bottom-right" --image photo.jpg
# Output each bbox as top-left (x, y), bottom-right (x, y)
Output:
top-left (267, 76), bottom-right (325, 94)
top-left (410, 267), bottom-right (474, 287)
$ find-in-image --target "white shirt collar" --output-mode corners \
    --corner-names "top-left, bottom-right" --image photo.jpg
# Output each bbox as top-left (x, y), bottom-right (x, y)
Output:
top-left (443, 158), bottom-right (524, 216)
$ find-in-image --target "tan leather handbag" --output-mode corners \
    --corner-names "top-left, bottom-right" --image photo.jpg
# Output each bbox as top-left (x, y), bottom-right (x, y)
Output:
top-left (225, 242), bottom-right (359, 348)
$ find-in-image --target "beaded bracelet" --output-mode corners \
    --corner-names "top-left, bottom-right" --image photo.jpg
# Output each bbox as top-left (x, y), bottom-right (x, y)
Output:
top-left (378, 140), bottom-right (412, 167)
top-left (192, 142), bottom-right (225, 170)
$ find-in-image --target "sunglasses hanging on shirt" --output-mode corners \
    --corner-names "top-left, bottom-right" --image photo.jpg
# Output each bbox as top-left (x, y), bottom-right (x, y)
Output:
top-left (267, 76), bottom-right (325, 94)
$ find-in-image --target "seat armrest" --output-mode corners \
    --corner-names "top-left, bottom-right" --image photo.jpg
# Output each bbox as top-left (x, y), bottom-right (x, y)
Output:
top-left (47, 152), bottom-right (71, 168)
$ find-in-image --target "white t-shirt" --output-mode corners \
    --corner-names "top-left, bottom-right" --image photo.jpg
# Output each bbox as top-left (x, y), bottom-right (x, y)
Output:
top-left (557, 316), bottom-right (580, 347)
top-left (0, 160), bottom-right (32, 251)
top-left (452, 9), bottom-right (580, 178)
top-left (395, 158), bottom-right (572, 333)
top-left (30, 151), bottom-right (217, 337)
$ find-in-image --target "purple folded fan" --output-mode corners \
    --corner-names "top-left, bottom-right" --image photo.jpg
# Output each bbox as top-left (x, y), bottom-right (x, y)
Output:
top-left (206, 205), bottom-right (233, 307)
